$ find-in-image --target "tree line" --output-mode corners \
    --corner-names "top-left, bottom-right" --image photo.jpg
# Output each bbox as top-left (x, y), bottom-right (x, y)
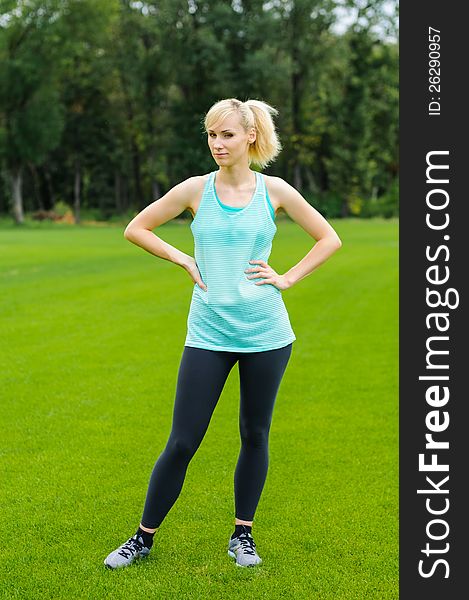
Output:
top-left (0, 0), bottom-right (398, 224)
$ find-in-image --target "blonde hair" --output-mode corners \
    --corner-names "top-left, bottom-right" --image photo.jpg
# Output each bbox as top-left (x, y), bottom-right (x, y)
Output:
top-left (203, 98), bottom-right (282, 169)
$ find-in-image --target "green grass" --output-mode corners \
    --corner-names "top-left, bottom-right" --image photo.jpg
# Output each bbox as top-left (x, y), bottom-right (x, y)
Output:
top-left (0, 217), bottom-right (398, 599)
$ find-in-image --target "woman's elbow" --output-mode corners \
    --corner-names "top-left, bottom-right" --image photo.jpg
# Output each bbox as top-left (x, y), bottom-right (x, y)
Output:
top-left (124, 225), bottom-right (137, 240)
top-left (325, 234), bottom-right (342, 250)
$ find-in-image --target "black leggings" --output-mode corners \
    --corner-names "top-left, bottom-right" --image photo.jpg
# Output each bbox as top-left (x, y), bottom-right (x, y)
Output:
top-left (140, 343), bottom-right (293, 529)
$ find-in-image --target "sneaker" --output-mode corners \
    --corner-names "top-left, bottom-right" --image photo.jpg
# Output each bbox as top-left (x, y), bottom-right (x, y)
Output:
top-left (227, 531), bottom-right (262, 567)
top-left (104, 533), bottom-right (151, 569)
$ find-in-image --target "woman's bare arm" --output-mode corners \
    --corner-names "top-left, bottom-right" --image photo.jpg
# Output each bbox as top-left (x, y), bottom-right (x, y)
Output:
top-left (269, 177), bottom-right (342, 288)
top-left (124, 176), bottom-right (207, 290)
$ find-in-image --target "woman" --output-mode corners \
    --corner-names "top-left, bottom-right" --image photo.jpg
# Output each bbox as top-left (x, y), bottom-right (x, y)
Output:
top-left (104, 98), bottom-right (342, 570)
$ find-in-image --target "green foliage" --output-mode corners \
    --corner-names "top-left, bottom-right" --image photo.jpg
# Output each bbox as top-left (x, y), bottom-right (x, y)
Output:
top-left (0, 0), bottom-right (66, 171)
top-left (306, 191), bottom-right (343, 219)
top-left (361, 178), bottom-right (399, 219)
top-left (0, 0), bottom-right (398, 220)
top-left (52, 200), bottom-right (71, 217)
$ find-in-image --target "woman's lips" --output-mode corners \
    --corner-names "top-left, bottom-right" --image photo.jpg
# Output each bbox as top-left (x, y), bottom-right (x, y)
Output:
top-left (215, 153), bottom-right (227, 157)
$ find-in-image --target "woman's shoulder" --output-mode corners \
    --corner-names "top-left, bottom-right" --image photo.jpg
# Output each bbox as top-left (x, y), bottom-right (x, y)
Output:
top-left (263, 174), bottom-right (290, 211)
top-left (263, 173), bottom-right (288, 190)
top-left (192, 172), bottom-right (213, 181)
top-left (181, 172), bottom-right (213, 217)
top-left (174, 172), bottom-right (211, 198)
top-left (182, 172), bottom-right (213, 190)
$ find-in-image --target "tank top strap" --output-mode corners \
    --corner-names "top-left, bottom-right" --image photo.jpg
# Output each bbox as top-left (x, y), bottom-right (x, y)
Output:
top-left (194, 172), bottom-right (217, 219)
top-left (257, 171), bottom-right (265, 197)
top-left (257, 172), bottom-right (275, 222)
top-left (246, 171), bottom-right (266, 215)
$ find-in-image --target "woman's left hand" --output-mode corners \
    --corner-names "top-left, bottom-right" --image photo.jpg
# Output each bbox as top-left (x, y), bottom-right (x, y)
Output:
top-left (245, 260), bottom-right (291, 291)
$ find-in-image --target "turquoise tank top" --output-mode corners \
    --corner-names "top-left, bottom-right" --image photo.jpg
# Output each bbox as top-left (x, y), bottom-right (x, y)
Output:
top-left (184, 170), bottom-right (296, 352)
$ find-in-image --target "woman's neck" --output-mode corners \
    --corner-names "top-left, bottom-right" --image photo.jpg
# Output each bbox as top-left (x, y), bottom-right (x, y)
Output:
top-left (216, 165), bottom-right (255, 190)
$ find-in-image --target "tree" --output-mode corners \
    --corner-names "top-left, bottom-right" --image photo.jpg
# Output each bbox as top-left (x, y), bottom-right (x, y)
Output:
top-left (0, 0), bottom-right (64, 223)
top-left (55, 0), bottom-right (117, 223)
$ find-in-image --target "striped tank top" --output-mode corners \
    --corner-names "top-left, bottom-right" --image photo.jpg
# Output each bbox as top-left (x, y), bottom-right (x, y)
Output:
top-left (184, 169), bottom-right (296, 352)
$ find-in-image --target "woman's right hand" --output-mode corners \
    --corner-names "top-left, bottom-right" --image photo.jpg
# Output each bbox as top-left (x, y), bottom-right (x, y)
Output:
top-left (182, 257), bottom-right (207, 291)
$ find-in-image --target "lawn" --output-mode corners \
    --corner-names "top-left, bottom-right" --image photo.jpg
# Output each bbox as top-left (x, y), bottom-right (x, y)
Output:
top-left (0, 217), bottom-right (398, 599)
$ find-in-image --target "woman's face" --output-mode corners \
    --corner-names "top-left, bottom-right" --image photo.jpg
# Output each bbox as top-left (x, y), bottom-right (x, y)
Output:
top-left (207, 112), bottom-right (255, 167)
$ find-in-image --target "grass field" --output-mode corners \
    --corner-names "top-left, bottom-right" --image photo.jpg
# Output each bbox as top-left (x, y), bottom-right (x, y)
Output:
top-left (0, 217), bottom-right (398, 599)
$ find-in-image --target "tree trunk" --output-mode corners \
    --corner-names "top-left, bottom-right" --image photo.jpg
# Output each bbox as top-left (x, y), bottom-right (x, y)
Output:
top-left (29, 163), bottom-right (44, 210)
top-left (74, 158), bottom-right (81, 224)
top-left (44, 165), bottom-right (55, 209)
top-left (293, 163), bottom-right (302, 192)
top-left (11, 166), bottom-right (24, 224)
top-left (341, 198), bottom-right (350, 218)
top-left (142, 32), bottom-right (160, 205)
top-left (152, 178), bottom-right (161, 202)
top-left (118, 66), bottom-right (144, 210)
top-left (121, 176), bottom-right (129, 214)
top-left (304, 167), bottom-right (318, 195)
top-left (115, 170), bottom-right (122, 213)
top-left (131, 144), bottom-right (144, 210)
top-left (290, 4), bottom-right (302, 192)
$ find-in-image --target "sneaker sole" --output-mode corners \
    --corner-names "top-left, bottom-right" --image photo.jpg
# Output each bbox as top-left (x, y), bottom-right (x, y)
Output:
top-left (227, 550), bottom-right (262, 567)
top-left (103, 555), bottom-right (149, 570)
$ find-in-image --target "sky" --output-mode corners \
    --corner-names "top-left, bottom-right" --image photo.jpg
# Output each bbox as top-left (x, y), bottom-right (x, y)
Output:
top-left (332, 0), bottom-right (398, 42)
